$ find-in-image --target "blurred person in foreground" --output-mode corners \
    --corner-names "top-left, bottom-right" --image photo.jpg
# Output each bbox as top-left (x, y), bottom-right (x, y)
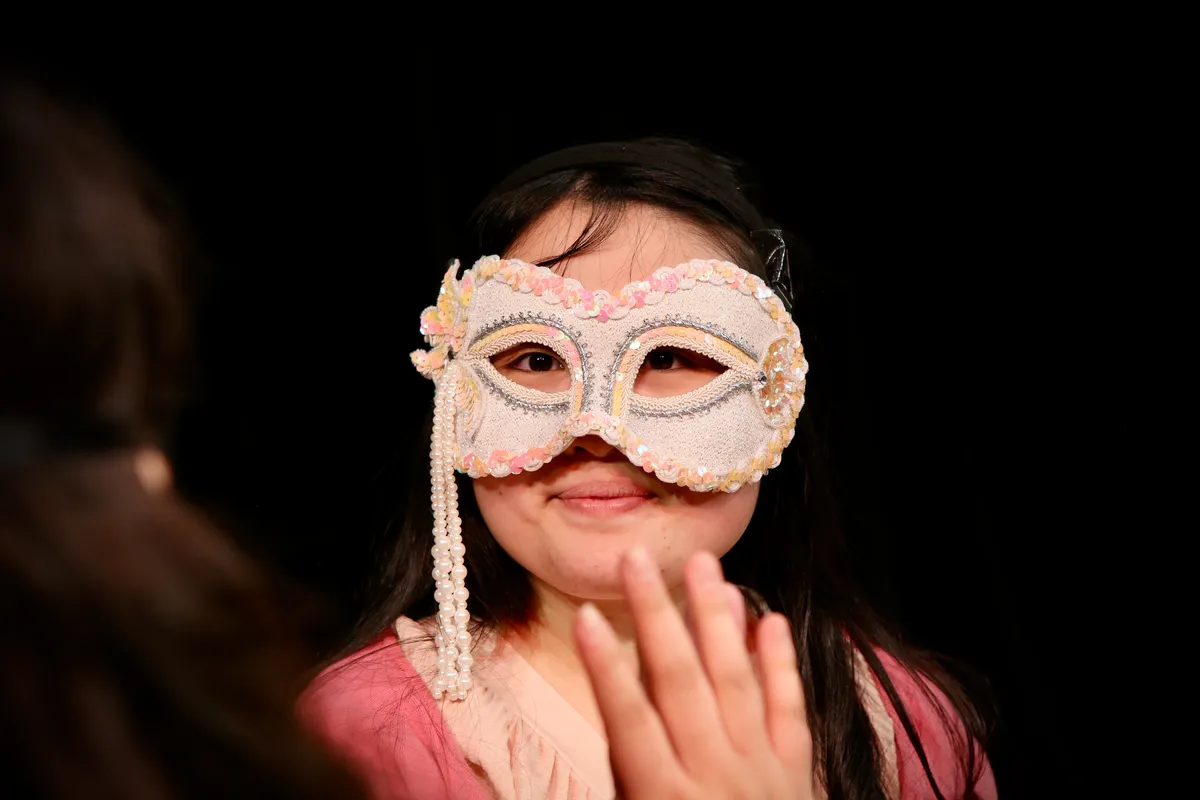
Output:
top-left (0, 76), bottom-right (365, 799)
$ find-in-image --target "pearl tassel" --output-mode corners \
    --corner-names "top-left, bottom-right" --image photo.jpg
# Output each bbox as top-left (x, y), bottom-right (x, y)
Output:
top-left (430, 364), bottom-right (472, 700)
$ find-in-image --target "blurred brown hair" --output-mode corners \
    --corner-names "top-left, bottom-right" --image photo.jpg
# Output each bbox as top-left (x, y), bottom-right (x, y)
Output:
top-left (0, 76), bottom-right (365, 798)
top-left (0, 77), bottom-right (188, 437)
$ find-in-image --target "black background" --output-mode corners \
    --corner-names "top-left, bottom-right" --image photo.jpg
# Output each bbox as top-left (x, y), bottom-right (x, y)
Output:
top-left (7, 48), bottom-right (1082, 795)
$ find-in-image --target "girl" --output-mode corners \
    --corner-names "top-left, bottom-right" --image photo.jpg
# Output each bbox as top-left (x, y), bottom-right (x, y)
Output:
top-left (304, 139), bottom-right (995, 799)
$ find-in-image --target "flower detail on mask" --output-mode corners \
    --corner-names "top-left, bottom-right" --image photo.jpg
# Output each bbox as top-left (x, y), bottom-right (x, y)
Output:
top-left (411, 260), bottom-right (474, 379)
top-left (758, 337), bottom-right (808, 428)
top-left (410, 347), bottom-right (448, 377)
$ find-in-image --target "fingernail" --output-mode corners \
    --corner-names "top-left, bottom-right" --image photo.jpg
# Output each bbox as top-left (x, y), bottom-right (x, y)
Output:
top-left (578, 602), bottom-right (604, 631)
top-left (725, 582), bottom-right (747, 632)
top-left (764, 612), bottom-right (793, 648)
top-left (691, 550), bottom-right (723, 586)
top-left (625, 546), bottom-right (654, 579)
top-left (577, 602), bottom-right (614, 651)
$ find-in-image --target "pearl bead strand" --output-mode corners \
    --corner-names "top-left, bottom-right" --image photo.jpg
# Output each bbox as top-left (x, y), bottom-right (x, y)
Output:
top-left (430, 365), bottom-right (472, 700)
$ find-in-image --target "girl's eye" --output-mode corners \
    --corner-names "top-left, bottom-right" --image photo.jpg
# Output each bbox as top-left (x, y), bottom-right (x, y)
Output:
top-left (490, 346), bottom-right (571, 392)
top-left (634, 347), bottom-right (728, 397)
top-left (645, 349), bottom-right (685, 370)
top-left (513, 351), bottom-right (563, 372)
top-left (491, 347), bottom-right (565, 372)
top-left (642, 347), bottom-right (720, 372)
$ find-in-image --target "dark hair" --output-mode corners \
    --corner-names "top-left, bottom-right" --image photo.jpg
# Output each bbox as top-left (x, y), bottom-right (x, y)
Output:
top-left (0, 78), bottom-right (365, 798)
top-left (345, 138), bottom-right (992, 799)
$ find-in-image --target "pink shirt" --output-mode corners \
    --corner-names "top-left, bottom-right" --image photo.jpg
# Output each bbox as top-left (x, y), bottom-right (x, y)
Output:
top-left (301, 620), bottom-right (996, 799)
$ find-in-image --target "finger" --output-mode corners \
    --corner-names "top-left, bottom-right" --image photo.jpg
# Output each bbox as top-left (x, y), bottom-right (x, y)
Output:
top-left (684, 552), bottom-right (767, 752)
top-left (682, 582), bottom-right (745, 643)
top-left (622, 546), bottom-right (726, 769)
top-left (574, 602), bottom-right (678, 794)
top-left (726, 582), bottom-right (748, 643)
top-left (756, 612), bottom-right (812, 775)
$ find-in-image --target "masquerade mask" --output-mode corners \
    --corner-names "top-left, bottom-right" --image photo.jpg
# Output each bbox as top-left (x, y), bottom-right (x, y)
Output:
top-left (411, 255), bottom-right (809, 700)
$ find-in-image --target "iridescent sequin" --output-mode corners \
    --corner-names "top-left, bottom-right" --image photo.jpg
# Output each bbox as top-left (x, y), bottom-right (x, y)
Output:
top-left (759, 337), bottom-right (804, 427)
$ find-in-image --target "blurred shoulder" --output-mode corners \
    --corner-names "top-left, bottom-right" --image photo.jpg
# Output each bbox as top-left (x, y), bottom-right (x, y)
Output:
top-left (300, 630), bottom-right (429, 735)
top-left (299, 626), bottom-right (486, 800)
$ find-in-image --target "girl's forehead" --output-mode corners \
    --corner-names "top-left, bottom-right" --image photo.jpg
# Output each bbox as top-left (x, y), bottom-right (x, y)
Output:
top-left (505, 202), bottom-right (729, 295)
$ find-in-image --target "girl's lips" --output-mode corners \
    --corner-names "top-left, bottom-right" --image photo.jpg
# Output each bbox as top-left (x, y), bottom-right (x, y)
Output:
top-left (554, 495), bottom-right (656, 517)
top-left (554, 481), bottom-right (656, 518)
top-left (555, 481), bottom-right (653, 500)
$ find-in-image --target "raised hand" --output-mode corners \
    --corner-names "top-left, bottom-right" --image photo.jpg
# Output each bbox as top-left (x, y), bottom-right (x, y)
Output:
top-left (574, 548), bottom-right (814, 799)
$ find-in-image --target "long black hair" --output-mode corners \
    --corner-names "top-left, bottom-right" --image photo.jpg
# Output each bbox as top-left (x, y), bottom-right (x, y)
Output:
top-left (343, 138), bottom-right (991, 800)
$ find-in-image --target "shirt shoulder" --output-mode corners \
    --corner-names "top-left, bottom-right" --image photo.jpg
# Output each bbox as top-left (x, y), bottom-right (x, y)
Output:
top-left (299, 630), bottom-right (487, 800)
top-left (869, 648), bottom-right (998, 799)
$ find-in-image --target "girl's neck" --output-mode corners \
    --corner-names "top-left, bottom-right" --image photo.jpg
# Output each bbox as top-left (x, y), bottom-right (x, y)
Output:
top-left (503, 577), bottom-right (686, 736)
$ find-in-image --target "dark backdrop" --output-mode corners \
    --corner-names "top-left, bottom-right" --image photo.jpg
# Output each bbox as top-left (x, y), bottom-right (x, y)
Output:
top-left (8, 50), bottom-right (1077, 795)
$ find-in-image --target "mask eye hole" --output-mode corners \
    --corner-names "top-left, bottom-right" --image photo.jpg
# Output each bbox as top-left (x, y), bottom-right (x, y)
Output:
top-left (490, 345), bottom-right (572, 392)
top-left (633, 346), bottom-right (728, 397)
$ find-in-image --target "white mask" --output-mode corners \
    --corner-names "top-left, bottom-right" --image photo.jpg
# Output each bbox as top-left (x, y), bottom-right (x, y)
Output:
top-left (410, 254), bottom-right (808, 700)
